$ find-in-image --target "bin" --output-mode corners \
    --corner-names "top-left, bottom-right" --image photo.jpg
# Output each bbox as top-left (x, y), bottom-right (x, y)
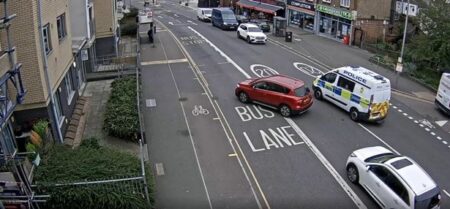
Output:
top-left (285, 31), bottom-right (292, 42)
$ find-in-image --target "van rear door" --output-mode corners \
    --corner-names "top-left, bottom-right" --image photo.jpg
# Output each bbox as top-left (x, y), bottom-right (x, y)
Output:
top-left (436, 73), bottom-right (450, 112)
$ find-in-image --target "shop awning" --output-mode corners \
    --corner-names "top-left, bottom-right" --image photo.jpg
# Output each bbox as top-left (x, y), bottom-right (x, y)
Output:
top-left (236, 0), bottom-right (283, 15)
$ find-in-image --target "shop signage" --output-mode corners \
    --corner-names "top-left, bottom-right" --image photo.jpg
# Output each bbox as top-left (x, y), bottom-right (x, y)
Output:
top-left (317, 4), bottom-right (354, 20)
top-left (288, 0), bottom-right (314, 11)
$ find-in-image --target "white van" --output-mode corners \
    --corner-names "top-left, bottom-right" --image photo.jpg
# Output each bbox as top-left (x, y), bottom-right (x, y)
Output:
top-left (312, 66), bottom-right (391, 122)
top-left (197, 8), bottom-right (212, 22)
top-left (435, 73), bottom-right (450, 115)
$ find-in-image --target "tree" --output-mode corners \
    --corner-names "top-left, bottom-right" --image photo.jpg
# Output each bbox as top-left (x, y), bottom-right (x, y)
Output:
top-left (407, 0), bottom-right (450, 72)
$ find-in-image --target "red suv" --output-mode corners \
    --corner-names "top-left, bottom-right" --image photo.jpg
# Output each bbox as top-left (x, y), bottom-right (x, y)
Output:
top-left (235, 75), bottom-right (313, 117)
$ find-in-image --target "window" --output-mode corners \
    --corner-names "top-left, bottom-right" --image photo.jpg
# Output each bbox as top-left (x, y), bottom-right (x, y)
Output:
top-left (337, 77), bottom-right (355, 91)
top-left (65, 71), bottom-right (75, 104)
top-left (321, 73), bottom-right (337, 83)
top-left (370, 165), bottom-right (410, 206)
top-left (267, 83), bottom-right (288, 94)
top-left (53, 91), bottom-right (64, 127)
top-left (57, 14), bottom-right (67, 40)
top-left (254, 82), bottom-right (268, 90)
top-left (43, 24), bottom-right (52, 54)
top-left (340, 0), bottom-right (351, 8)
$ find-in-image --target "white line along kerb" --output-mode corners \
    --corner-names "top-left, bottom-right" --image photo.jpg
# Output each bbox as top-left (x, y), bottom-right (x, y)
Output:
top-left (187, 26), bottom-right (367, 209)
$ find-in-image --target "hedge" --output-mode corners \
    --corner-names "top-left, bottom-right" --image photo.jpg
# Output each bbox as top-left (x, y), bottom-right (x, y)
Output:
top-left (34, 138), bottom-right (154, 209)
top-left (103, 77), bottom-right (139, 140)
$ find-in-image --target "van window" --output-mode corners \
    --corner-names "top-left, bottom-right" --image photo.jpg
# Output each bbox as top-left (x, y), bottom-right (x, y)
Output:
top-left (321, 73), bottom-right (337, 83)
top-left (337, 77), bottom-right (355, 92)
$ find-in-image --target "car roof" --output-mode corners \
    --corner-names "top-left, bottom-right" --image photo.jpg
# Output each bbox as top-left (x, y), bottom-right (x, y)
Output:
top-left (260, 75), bottom-right (304, 89)
top-left (241, 23), bottom-right (259, 28)
top-left (385, 157), bottom-right (438, 196)
top-left (333, 66), bottom-right (390, 86)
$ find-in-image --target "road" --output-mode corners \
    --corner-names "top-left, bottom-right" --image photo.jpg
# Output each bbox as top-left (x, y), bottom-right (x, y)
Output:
top-left (135, 1), bottom-right (450, 208)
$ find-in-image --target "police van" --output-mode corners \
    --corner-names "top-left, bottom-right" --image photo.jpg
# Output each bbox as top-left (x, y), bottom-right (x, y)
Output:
top-left (312, 66), bottom-right (391, 122)
top-left (435, 73), bottom-right (450, 115)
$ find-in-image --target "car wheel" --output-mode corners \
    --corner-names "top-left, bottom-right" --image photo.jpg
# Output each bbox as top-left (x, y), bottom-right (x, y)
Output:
top-left (350, 108), bottom-right (359, 121)
top-left (314, 89), bottom-right (323, 100)
top-left (238, 92), bottom-right (250, 103)
top-left (237, 32), bottom-right (240, 39)
top-left (247, 36), bottom-right (251, 44)
top-left (346, 164), bottom-right (359, 184)
top-left (279, 104), bottom-right (291, 117)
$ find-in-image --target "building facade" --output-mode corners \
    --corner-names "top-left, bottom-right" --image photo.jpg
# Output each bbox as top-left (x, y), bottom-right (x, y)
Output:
top-left (94, 0), bottom-right (119, 57)
top-left (285, 0), bottom-right (392, 45)
top-left (0, 0), bottom-right (34, 207)
top-left (2, 0), bottom-right (86, 143)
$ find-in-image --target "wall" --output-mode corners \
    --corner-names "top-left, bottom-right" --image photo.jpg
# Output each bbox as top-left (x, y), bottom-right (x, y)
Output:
top-left (94, 0), bottom-right (114, 38)
top-left (356, 0), bottom-right (391, 20)
top-left (69, 0), bottom-right (88, 39)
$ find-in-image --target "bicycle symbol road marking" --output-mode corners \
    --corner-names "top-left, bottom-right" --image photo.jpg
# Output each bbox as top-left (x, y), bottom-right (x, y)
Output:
top-left (192, 105), bottom-right (210, 116)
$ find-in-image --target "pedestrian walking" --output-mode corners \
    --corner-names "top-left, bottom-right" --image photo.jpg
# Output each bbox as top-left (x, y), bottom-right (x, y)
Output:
top-left (147, 28), bottom-right (153, 43)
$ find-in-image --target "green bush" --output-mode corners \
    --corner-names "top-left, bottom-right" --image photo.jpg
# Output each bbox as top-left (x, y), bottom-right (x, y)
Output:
top-left (34, 143), bottom-right (154, 209)
top-left (33, 119), bottom-right (49, 140)
top-left (80, 137), bottom-right (101, 149)
top-left (103, 77), bottom-right (139, 140)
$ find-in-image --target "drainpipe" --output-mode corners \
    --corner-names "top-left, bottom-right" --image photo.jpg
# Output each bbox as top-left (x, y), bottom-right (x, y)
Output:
top-left (37, 0), bottom-right (64, 143)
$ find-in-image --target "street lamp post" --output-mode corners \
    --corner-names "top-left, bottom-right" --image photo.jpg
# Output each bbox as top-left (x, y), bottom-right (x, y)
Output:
top-left (395, 0), bottom-right (410, 88)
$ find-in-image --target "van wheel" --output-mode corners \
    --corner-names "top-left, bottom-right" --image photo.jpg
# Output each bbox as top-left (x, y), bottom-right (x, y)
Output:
top-left (350, 108), bottom-right (360, 121)
top-left (346, 164), bottom-right (359, 184)
top-left (279, 105), bottom-right (291, 117)
top-left (314, 89), bottom-right (323, 100)
top-left (247, 36), bottom-right (251, 43)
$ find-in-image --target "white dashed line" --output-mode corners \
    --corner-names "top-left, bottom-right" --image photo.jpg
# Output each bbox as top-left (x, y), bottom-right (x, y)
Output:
top-left (443, 141), bottom-right (448, 145)
top-left (398, 109), bottom-right (403, 113)
top-left (414, 120), bottom-right (419, 123)
top-left (389, 103), bottom-right (393, 106)
top-left (437, 136), bottom-right (442, 140)
top-left (408, 116), bottom-right (414, 120)
top-left (425, 128), bottom-right (430, 132)
top-left (431, 132), bottom-right (436, 136)
top-left (444, 190), bottom-right (450, 198)
top-left (403, 113), bottom-right (408, 116)
top-left (419, 124), bottom-right (425, 127)
top-left (393, 106), bottom-right (397, 109)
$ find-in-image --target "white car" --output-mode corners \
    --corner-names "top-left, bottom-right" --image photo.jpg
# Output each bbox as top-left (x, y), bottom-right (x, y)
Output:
top-left (346, 146), bottom-right (441, 209)
top-left (237, 23), bottom-right (267, 44)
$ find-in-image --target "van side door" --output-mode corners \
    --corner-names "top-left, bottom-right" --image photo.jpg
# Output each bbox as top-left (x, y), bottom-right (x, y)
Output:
top-left (318, 72), bottom-right (337, 102)
top-left (335, 76), bottom-right (356, 110)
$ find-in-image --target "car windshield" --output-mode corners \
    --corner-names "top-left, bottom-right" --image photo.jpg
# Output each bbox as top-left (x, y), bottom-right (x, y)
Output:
top-left (365, 153), bottom-right (398, 163)
top-left (222, 13), bottom-right (236, 20)
top-left (204, 10), bottom-right (212, 14)
top-left (248, 27), bottom-right (262, 32)
top-left (294, 86), bottom-right (307, 97)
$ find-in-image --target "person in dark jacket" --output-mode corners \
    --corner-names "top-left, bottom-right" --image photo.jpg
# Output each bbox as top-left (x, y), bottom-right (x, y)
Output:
top-left (147, 28), bottom-right (153, 43)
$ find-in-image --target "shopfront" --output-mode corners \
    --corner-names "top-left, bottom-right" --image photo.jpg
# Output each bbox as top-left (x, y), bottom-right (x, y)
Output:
top-left (287, 0), bottom-right (315, 31)
top-left (316, 4), bottom-right (355, 43)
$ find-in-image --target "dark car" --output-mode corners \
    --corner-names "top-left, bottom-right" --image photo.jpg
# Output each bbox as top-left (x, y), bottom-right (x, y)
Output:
top-left (236, 15), bottom-right (249, 24)
top-left (250, 19), bottom-right (270, 32)
top-left (235, 75), bottom-right (313, 117)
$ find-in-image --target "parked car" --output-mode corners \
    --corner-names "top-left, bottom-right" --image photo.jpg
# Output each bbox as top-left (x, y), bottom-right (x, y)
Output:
top-left (237, 23), bottom-right (267, 44)
top-left (346, 146), bottom-right (441, 209)
top-left (250, 19), bottom-right (270, 32)
top-left (235, 15), bottom-right (249, 24)
top-left (211, 8), bottom-right (238, 30)
top-left (197, 8), bottom-right (212, 22)
top-left (235, 75), bottom-right (313, 117)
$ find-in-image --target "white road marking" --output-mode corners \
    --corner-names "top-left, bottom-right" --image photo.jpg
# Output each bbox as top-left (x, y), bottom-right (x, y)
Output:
top-left (187, 20), bottom-right (198, 25)
top-left (294, 38), bottom-right (302, 41)
top-left (141, 58), bottom-right (188, 66)
top-left (228, 153), bottom-right (237, 157)
top-left (398, 109), bottom-right (403, 113)
top-left (425, 128), bottom-right (430, 132)
top-left (168, 21), bottom-right (174, 25)
top-left (431, 132), bottom-right (436, 136)
top-left (288, 119), bottom-right (367, 209)
top-left (358, 124), bottom-right (400, 155)
top-left (414, 120), bottom-right (419, 123)
top-left (250, 64), bottom-right (279, 78)
top-left (188, 26), bottom-right (251, 78)
top-left (443, 141), bottom-right (448, 145)
top-left (444, 189), bottom-right (450, 198)
top-left (174, 14), bottom-right (179, 17)
top-left (403, 113), bottom-right (408, 116)
top-left (435, 120), bottom-right (448, 127)
top-left (393, 106), bottom-right (397, 109)
top-left (408, 116), bottom-right (413, 120)
top-left (213, 117), bottom-right (220, 120)
top-left (437, 136), bottom-right (442, 140)
top-left (155, 163), bottom-right (165, 176)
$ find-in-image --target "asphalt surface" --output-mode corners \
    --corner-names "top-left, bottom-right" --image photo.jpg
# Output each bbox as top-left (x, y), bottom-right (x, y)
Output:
top-left (135, 1), bottom-right (450, 208)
